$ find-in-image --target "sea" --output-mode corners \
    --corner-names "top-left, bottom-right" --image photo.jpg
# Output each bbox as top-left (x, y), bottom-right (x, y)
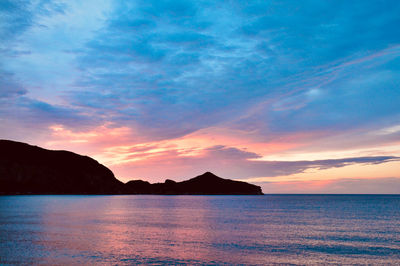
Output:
top-left (0, 195), bottom-right (399, 265)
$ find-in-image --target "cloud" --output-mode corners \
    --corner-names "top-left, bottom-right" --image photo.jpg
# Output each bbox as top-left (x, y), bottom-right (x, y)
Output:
top-left (0, 0), bottom-right (33, 41)
top-left (60, 0), bottom-right (400, 143)
top-left (0, 96), bottom-right (97, 134)
top-left (0, 0), bottom-right (67, 44)
top-left (259, 177), bottom-right (400, 194)
top-left (0, 1), bottom-right (400, 193)
top-left (2, 1), bottom-right (400, 142)
top-left (0, 70), bottom-right (27, 98)
top-left (294, 156), bottom-right (399, 170)
top-left (238, 1), bottom-right (400, 62)
top-left (205, 145), bottom-right (261, 160)
top-left (106, 144), bottom-right (399, 181)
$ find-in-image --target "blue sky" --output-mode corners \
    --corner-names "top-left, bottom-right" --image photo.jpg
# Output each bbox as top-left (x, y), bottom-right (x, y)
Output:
top-left (1, 0), bottom-right (400, 192)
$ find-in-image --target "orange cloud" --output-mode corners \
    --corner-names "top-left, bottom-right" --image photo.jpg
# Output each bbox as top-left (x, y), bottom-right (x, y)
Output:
top-left (37, 123), bottom-right (400, 193)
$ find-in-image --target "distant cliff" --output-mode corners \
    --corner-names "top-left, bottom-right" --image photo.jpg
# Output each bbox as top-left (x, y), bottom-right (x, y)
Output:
top-left (0, 140), bottom-right (263, 195)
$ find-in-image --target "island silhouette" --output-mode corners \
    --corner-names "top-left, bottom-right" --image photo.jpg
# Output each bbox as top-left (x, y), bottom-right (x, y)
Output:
top-left (0, 139), bottom-right (263, 195)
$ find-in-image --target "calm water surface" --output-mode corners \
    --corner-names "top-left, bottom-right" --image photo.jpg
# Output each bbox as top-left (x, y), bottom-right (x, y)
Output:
top-left (0, 195), bottom-right (399, 265)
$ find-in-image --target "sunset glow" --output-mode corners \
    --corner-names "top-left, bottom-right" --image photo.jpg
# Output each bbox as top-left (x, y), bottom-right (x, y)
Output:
top-left (1, 0), bottom-right (399, 193)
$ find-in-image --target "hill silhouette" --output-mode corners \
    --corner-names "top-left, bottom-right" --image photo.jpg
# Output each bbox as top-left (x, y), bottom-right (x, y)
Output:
top-left (0, 140), bottom-right (263, 195)
top-left (126, 172), bottom-right (263, 195)
top-left (0, 139), bottom-right (125, 194)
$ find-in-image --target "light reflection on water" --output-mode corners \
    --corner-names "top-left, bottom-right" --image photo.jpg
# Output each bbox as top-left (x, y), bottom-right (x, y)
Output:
top-left (0, 195), bottom-right (399, 265)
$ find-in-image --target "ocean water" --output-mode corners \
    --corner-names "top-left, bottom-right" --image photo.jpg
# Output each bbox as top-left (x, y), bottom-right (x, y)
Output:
top-left (0, 195), bottom-right (399, 265)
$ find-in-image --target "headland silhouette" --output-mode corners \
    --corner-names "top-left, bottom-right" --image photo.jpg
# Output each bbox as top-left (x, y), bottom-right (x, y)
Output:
top-left (0, 139), bottom-right (263, 195)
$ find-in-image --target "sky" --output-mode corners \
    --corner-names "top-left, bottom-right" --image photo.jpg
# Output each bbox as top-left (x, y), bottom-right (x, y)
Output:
top-left (1, 0), bottom-right (400, 193)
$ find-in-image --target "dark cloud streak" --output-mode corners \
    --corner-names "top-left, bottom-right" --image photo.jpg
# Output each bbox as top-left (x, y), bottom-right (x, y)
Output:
top-left (112, 145), bottom-right (400, 181)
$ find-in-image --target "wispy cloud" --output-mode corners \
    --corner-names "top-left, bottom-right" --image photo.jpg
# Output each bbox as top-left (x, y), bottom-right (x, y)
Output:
top-left (259, 177), bottom-right (400, 194)
top-left (99, 143), bottom-right (399, 181)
